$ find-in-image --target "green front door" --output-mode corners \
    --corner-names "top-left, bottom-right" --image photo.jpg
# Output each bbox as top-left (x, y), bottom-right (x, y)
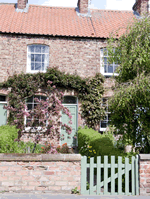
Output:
top-left (0, 103), bottom-right (7, 126)
top-left (61, 105), bottom-right (77, 147)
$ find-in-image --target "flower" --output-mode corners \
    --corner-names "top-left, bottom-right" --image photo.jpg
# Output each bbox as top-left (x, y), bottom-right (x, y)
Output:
top-left (62, 143), bottom-right (67, 146)
top-left (89, 146), bottom-right (92, 148)
top-left (41, 147), bottom-right (44, 149)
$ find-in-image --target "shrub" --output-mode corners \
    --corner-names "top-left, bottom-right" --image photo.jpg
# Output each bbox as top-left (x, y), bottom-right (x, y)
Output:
top-left (78, 126), bottom-right (121, 163)
top-left (0, 125), bottom-right (43, 153)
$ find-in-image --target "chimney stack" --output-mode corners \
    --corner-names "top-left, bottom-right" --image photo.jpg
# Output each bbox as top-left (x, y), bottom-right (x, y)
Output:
top-left (17, 0), bottom-right (28, 10)
top-left (78, 0), bottom-right (89, 14)
top-left (133, 0), bottom-right (149, 15)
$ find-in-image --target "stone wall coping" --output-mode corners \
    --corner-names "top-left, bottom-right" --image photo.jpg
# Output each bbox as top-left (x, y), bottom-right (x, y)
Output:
top-left (0, 153), bottom-right (81, 162)
top-left (139, 154), bottom-right (150, 160)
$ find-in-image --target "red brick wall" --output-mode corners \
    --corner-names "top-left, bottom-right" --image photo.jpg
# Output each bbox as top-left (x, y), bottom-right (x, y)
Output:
top-left (0, 33), bottom-right (106, 83)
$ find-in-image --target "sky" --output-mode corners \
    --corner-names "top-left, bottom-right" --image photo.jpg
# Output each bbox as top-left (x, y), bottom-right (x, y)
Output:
top-left (0, 0), bottom-right (136, 11)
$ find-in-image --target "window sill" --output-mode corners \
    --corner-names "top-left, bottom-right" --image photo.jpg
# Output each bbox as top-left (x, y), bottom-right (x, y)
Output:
top-left (99, 128), bottom-right (106, 132)
top-left (24, 126), bottom-right (47, 133)
top-left (26, 70), bottom-right (46, 74)
top-left (102, 73), bottom-right (119, 77)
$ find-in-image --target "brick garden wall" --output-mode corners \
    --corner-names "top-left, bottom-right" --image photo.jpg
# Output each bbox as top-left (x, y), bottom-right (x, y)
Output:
top-left (0, 153), bottom-right (81, 194)
top-left (139, 154), bottom-right (150, 196)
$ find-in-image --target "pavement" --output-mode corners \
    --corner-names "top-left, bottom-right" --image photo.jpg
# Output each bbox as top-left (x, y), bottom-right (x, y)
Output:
top-left (0, 192), bottom-right (149, 199)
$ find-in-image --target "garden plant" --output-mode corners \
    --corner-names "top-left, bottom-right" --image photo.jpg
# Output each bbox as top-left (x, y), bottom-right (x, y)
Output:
top-left (106, 16), bottom-right (150, 152)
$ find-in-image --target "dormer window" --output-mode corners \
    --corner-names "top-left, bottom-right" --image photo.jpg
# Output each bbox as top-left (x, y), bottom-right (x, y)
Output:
top-left (27, 45), bottom-right (49, 73)
top-left (100, 48), bottom-right (118, 76)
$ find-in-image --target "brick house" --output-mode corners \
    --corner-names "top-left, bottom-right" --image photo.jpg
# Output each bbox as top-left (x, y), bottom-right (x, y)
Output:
top-left (0, 0), bottom-right (148, 147)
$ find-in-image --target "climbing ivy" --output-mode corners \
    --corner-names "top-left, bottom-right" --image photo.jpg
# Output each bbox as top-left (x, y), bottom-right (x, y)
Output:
top-left (1, 67), bottom-right (105, 129)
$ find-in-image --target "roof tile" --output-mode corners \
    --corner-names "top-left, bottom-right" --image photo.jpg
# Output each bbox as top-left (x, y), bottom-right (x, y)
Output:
top-left (0, 4), bottom-right (135, 38)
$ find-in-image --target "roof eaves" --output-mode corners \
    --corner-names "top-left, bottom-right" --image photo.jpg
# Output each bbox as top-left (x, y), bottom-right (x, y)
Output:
top-left (0, 31), bottom-right (108, 39)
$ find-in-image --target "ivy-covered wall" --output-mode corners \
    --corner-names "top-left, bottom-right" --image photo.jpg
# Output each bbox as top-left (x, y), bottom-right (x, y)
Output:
top-left (0, 68), bottom-right (105, 145)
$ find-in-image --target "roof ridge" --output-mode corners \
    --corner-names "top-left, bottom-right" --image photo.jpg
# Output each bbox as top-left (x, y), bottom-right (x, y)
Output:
top-left (29, 4), bottom-right (76, 9)
top-left (91, 8), bottom-right (133, 12)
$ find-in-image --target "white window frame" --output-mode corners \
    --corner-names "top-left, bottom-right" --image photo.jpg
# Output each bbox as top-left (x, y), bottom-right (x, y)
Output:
top-left (100, 98), bottom-right (111, 132)
top-left (24, 95), bottom-right (47, 132)
top-left (27, 44), bottom-right (49, 73)
top-left (100, 48), bottom-right (119, 76)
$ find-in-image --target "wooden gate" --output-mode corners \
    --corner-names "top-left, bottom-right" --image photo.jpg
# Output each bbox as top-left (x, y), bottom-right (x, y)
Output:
top-left (81, 155), bottom-right (139, 195)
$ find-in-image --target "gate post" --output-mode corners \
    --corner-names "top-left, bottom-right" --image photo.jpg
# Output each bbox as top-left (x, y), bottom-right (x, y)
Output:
top-left (139, 154), bottom-right (150, 196)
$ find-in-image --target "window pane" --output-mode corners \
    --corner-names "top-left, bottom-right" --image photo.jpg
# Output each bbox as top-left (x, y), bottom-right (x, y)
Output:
top-left (41, 96), bottom-right (46, 101)
top-left (28, 46), bottom-right (34, 53)
top-left (42, 63), bottom-right (45, 71)
top-left (31, 54), bottom-right (34, 62)
top-left (42, 54), bottom-right (45, 62)
top-left (35, 46), bottom-right (41, 53)
top-left (41, 46), bottom-right (45, 53)
top-left (45, 54), bottom-right (49, 63)
top-left (0, 95), bottom-right (6, 101)
top-left (35, 54), bottom-right (41, 62)
top-left (104, 57), bottom-right (107, 64)
top-left (114, 65), bottom-right (118, 72)
top-left (108, 114), bottom-right (111, 120)
top-left (101, 121), bottom-right (107, 128)
top-left (45, 46), bottom-right (49, 53)
top-left (27, 104), bottom-right (32, 110)
top-left (63, 96), bottom-right (77, 104)
top-left (34, 96), bottom-right (40, 103)
top-left (104, 65), bottom-right (107, 73)
top-left (31, 63), bottom-right (34, 70)
top-left (27, 97), bottom-right (33, 103)
top-left (108, 64), bottom-right (113, 73)
top-left (35, 63), bottom-right (42, 70)
top-left (34, 103), bottom-right (38, 109)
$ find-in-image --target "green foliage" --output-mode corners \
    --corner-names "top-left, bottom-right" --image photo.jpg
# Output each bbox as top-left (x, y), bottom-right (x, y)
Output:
top-left (109, 75), bottom-right (150, 150)
top-left (71, 187), bottom-right (80, 194)
top-left (1, 67), bottom-right (104, 129)
top-left (0, 125), bottom-right (42, 153)
top-left (78, 126), bottom-right (123, 163)
top-left (106, 16), bottom-right (150, 152)
top-left (107, 17), bottom-right (150, 83)
top-left (80, 73), bottom-right (105, 129)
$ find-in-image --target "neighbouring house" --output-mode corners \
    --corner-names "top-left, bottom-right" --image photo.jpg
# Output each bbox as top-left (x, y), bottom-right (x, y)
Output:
top-left (0, 0), bottom-right (149, 147)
